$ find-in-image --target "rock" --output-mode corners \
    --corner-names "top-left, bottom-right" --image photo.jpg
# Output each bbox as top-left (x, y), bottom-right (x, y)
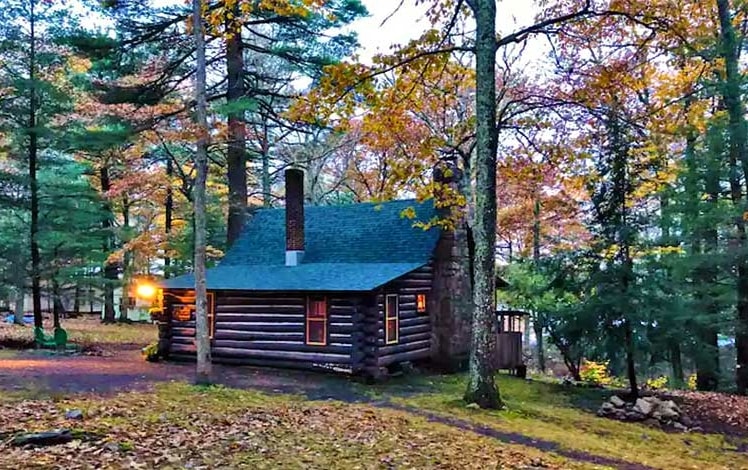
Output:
top-left (661, 400), bottom-right (680, 413)
top-left (12, 429), bottom-right (73, 447)
top-left (680, 416), bottom-right (694, 428)
top-left (597, 402), bottom-right (616, 417)
top-left (633, 398), bottom-right (653, 417)
top-left (65, 409), bottom-right (83, 420)
top-left (672, 422), bottom-right (688, 432)
top-left (466, 403), bottom-right (480, 410)
top-left (103, 442), bottom-right (120, 452)
top-left (625, 411), bottom-right (645, 422)
top-left (609, 396), bottom-right (626, 408)
top-left (660, 408), bottom-right (679, 420)
top-left (643, 418), bottom-right (661, 428)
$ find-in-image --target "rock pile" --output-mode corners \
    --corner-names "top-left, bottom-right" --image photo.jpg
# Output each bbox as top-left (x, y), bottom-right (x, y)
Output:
top-left (597, 395), bottom-right (700, 431)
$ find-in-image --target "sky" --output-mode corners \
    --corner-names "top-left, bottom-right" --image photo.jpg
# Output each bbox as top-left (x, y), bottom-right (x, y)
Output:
top-left (351, 1), bottom-right (541, 63)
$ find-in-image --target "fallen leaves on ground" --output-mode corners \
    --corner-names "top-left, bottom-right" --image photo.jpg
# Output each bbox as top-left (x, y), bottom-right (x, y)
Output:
top-left (0, 383), bottom-right (575, 469)
top-left (665, 389), bottom-right (748, 436)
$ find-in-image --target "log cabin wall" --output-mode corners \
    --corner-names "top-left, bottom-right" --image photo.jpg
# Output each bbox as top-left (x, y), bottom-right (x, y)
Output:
top-left (376, 264), bottom-right (433, 367)
top-left (165, 289), bottom-right (196, 361)
top-left (164, 290), bottom-right (360, 370)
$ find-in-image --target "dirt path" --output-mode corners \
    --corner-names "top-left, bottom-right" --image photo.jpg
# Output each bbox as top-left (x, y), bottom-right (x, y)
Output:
top-left (0, 350), bottom-right (652, 469)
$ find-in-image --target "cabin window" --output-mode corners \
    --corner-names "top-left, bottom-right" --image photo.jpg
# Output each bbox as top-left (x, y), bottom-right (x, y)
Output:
top-left (306, 296), bottom-right (327, 346)
top-left (416, 294), bottom-right (427, 313)
top-left (385, 294), bottom-right (399, 344)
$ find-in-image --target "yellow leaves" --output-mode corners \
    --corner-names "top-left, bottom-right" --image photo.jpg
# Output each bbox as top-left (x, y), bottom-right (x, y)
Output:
top-left (67, 55), bottom-right (92, 74)
top-left (203, 0), bottom-right (327, 37)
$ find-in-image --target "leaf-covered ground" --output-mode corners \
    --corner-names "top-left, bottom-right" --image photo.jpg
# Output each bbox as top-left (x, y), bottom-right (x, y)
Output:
top-left (0, 383), bottom-right (578, 469)
top-left (1, 321), bottom-right (747, 469)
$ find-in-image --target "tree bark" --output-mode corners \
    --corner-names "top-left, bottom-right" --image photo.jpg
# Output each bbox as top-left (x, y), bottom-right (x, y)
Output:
top-left (262, 122), bottom-right (271, 207)
top-left (669, 339), bottom-right (684, 387)
top-left (463, 0), bottom-right (502, 409)
top-left (119, 198), bottom-right (130, 322)
top-left (532, 194), bottom-right (545, 372)
top-left (100, 166), bottom-right (117, 324)
top-left (193, 0), bottom-right (212, 385)
top-left (164, 157), bottom-right (173, 278)
top-left (12, 250), bottom-right (26, 326)
top-left (716, 0), bottom-right (748, 394)
top-left (28, 0), bottom-right (42, 331)
top-left (73, 282), bottom-right (80, 316)
top-left (225, 3), bottom-right (247, 246)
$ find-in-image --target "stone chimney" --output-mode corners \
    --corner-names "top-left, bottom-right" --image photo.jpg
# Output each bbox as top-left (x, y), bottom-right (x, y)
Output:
top-left (285, 168), bottom-right (305, 266)
top-left (429, 157), bottom-right (473, 372)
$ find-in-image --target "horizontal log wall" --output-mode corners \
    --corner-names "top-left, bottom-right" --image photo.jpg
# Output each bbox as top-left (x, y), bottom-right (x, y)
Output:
top-left (377, 264), bottom-right (433, 367)
top-left (165, 290), bottom-right (196, 360)
top-left (211, 292), bottom-right (358, 368)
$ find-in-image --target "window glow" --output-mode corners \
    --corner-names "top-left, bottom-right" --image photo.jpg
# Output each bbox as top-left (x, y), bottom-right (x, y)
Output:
top-left (416, 294), bottom-right (427, 313)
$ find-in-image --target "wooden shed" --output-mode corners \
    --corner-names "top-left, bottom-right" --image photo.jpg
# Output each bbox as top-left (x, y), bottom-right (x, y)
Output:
top-left (156, 168), bottom-right (471, 378)
top-left (495, 309), bottom-right (528, 377)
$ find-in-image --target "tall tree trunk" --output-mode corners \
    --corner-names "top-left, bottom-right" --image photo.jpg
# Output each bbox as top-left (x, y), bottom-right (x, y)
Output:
top-left (716, 0), bottom-right (748, 394)
top-left (100, 166), bottom-right (117, 324)
top-left (193, 0), bottom-right (212, 385)
top-left (28, 0), bottom-right (42, 331)
top-left (120, 198), bottom-right (131, 322)
top-left (225, 4), bottom-right (247, 246)
top-left (164, 157), bottom-right (173, 278)
top-left (681, 97), bottom-right (719, 390)
top-left (463, 0), bottom-right (502, 409)
top-left (669, 339), bottom-right (684, 387)
top-left (12, 250), bottom-right (25, 326)
top-left (532, 193), bottom-right (545, 372)
top-left (262, 123), bottom-right (271, 207)
top-left (73, 282), bottom-right (80, 316)
top-left (659, 192), bottom-right (685, 387)
top-left (52, 278), bottom-right (61, 329)
top-left (699, 159), bottom-right (722, 390)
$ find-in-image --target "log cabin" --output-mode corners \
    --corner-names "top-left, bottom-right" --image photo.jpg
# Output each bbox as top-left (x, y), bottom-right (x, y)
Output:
top-left (156, 167), bottom-right (473, 378)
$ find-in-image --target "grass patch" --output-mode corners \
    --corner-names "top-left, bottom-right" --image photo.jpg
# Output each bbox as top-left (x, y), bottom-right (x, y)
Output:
top-left (0, 317), bottom-right (156, 349)
top-left (0, 383), bottom-right (585, 469)
top-left (382, 374), bottom-right (748, 470)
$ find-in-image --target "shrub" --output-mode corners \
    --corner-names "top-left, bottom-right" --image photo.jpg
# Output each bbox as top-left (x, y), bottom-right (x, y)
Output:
top-left (141, 342), bottom-right (160, 362)
top-left (644, 375), bottom-right (668, 390)
top-left (687, 373), bottom-right (697, 391)
top-left (579, 360), bottom-right (612, 386)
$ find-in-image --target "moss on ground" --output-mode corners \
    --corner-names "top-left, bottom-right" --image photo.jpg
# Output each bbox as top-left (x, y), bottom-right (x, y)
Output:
top-left (378, 374), bottom-right (748, 470)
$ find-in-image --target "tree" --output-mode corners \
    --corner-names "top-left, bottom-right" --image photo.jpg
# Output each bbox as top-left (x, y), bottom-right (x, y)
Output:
top-left (193, 0), bottom-right (211, 385)
top-left (715, 0), bottom-right (748, 395)
top-left (462, 0), bottom-right (502, 409)
top-left (0, 0), bottom-right (77, 330)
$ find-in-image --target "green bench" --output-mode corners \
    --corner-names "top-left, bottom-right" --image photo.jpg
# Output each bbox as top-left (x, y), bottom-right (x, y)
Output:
top-left (34, 327), bottom-right (69, 349)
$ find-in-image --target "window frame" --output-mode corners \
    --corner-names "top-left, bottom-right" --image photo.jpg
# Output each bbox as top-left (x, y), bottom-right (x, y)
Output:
top-left (385, 293), bottom-right (399, 345)
top-left (306, 295), bottom-right (328, 346)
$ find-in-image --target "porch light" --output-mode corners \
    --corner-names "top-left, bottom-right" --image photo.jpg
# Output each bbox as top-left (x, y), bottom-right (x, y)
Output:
top-left (136, 283), bottom-right (157, 299)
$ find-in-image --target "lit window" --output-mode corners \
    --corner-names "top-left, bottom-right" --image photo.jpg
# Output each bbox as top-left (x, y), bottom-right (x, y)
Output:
top-left (306, 296), bottom-right (327, 345)
top-left (416, 294), bottom-right (427, 313)
top-left (385, 294), bottom-right (399, 344)
top-left (174, 305), bottom-right (193, 322)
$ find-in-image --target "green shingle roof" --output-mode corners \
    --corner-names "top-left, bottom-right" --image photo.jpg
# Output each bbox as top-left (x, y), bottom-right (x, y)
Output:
top-left (161, 199), bottom-right (440, 291)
